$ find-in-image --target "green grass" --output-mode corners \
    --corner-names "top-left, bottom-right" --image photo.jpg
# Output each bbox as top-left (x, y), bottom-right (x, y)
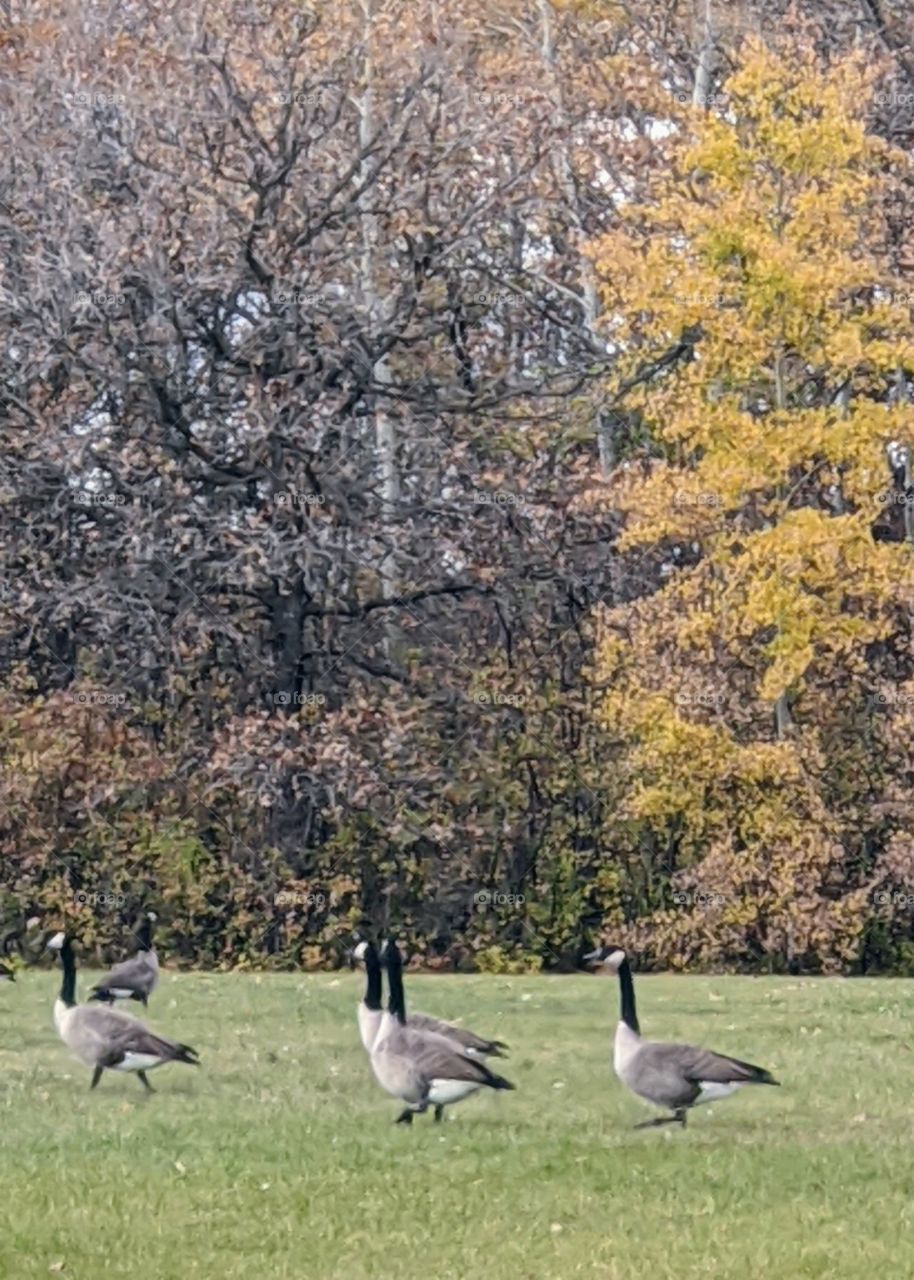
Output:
top-left (2, 968), bottom-right (914, 1279)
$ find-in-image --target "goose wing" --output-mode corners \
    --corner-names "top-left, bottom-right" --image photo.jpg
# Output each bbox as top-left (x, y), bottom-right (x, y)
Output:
top-left (408, 1011), bottom-right (508, 1056)
top-left (650, 1041), bottom-right (778, 1086)
top-left (404, 1027), bottom-right (514, 1090)
top-left (75, 1006), bottom-right (198, 1065)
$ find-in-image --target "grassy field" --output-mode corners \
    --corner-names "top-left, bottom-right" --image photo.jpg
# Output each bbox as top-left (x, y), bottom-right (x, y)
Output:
top-left (2, 967), bottom-right (914, 1280)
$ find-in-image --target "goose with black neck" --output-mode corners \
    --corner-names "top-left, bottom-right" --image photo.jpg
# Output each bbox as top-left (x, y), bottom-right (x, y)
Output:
top-left (47, 931), bottom-right (198, 1093)
top-left (369, 937), bottom-right (515, 1124)
top-left (351, 933), bottom-right (508, 1059)
top-left (583, 944), bottom-right (779, 1129)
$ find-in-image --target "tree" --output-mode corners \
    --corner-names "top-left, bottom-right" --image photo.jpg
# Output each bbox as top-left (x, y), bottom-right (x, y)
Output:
top-left (589, 35), bottom-right (914, 971)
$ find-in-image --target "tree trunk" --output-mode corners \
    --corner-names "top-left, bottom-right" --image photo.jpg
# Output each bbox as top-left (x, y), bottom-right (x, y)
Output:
top-left (357, 0), bottom-right (400, 657)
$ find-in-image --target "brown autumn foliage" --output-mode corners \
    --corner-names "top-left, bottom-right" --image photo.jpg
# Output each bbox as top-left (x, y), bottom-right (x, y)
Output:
top-left (1, 0), bottom-right (913, 971)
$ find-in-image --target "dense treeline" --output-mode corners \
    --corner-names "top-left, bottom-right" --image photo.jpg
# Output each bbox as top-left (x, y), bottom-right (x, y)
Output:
top-left (1, 0), bottom-right (913, 972)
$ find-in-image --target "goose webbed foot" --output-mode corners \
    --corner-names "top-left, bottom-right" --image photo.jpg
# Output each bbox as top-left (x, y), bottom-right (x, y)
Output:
top-left (90, 1066), bottom-right (104, 1090)
top-left (137, 1071), bottom-right (155, 1094)
top-left (395, 1109), bottom-right (414, 1125)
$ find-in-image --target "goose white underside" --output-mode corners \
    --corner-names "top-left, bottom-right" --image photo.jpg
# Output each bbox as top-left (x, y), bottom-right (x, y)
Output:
top-left (107, 988), bottom-right (137, 1000)
top-left (114, 1052), bottom-right (164, 1073)
top-left (695, 1081), bottom-right (741, 1104)
top-left (427, 1078), bottom-right (480, 1106)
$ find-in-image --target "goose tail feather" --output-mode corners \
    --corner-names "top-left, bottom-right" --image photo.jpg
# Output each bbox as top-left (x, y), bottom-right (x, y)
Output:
top-left (482, 1067), bottom-right (515, 1091)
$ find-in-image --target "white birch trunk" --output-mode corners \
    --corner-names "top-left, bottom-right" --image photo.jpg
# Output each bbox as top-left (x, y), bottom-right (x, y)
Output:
top-left (356, 0), bottom-right (400, 652)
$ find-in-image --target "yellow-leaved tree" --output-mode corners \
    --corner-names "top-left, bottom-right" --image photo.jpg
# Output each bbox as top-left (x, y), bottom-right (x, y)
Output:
top-left (589, 37), bottom-right (914, 971)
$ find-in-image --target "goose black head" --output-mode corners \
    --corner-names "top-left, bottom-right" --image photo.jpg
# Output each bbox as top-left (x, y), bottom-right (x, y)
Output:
top-left (348, 932), bottom-right (375, 969)
top-left (582, 943), bottom-right (627, 972)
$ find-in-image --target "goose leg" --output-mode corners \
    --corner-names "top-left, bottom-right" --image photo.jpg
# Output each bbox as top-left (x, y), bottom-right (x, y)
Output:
top-left (395, 1109), bottom-right (414, 1125)
top-left (90, 1066), bottom-right (104, 1090)
top-left (634, 1113), bottom-right (682, 1130)
top-left (433, 1105), bottom-right (445, 1123)
top-left (137, 1071), bottom-right (155, 1094)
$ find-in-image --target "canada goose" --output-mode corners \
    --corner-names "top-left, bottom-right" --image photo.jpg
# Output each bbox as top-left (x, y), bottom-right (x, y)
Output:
top-left (583, 944), bottom-right (779, 1128)
top-left (90, 912), bottom-right (159, 1007)
top-left (47, 931), bottom-right (198, 1092)
top-left (352, 937), bottom-right (508, 1058)
top-left (370, 937), bottom-right (515, 1124)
